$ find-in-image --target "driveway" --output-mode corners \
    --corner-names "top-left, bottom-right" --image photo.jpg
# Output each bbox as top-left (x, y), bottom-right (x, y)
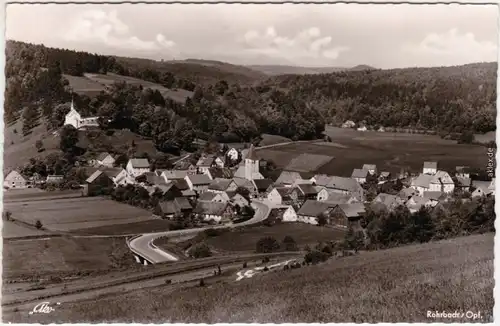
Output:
top-left (128, 199), bottom-right (272, 264)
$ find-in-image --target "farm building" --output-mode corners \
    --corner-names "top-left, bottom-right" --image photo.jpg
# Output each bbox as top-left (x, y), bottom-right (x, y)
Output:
top-left (330, 203), bottom-right (366, 228)
top-left (137, 172), bottom-right (167, 187)
top-left (46, 175), bottom-right (64, 184)
top-left (325, 177), bottom-right (364, 201)
top-left (311, 174), bottom-right (334, 187)
top-left (252, 178), bottom-right (274, 197)
top-left (232, 177), bottom-right (257, 197)
top-left (267, 187), bottom-right (294, 206)
top-left (351, 169), bottom-right (368, 184)
top-left (471, 180), bottom-right (494, 198)
top-left (267, 205), bottom-right (298, 224)
top-left (406, 195), bottom-right (436, 213)
top-left (296, 200), bottom-right (334, 225)
top-left (196, 156), bottom-right (216, 174)
top-left (193, 202), bottom-right (233, 223)
top-left (207, 178), bottom-right (237, 193)
top-left (205, 167), bottom-right (234, 180)
top-left (159, 170), bottom-right (190, 183)
top-left (86, 167), bottom-right (130, 191)
top-left (126, 158), bottom-right (150, 177)
top-left (410, 174), bottom-right (434, 196)
top-left (317, 188), bottom-right (357, 204)
top-left (154, 197), bottom-right (193, 219)
top-left (185, 174), bottom-right (212, 193)
top-left (342, 120), bottom-right (356, 128)
top-left (3, 170), bottom-right (28, 189)
top-left (429, 171), bottom-right (455, 193)
top-left (230, 193), bottom-right (250, 208)
top-left (398, 187), bottom-right (418, 202)
top-left (289, 184), bottom-right (319, 204)
top-left (153, 182), bottom-right (183, 199)
top-left (275, 171), bottom-right (303, 187)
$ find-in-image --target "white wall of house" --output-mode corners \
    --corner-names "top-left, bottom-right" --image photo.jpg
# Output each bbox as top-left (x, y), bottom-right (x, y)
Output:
top-left (126, 161), bottom-right (149, 177)
top-left (4, 171), bottom-right (27, 189)
top-left (226, 148), bottom-right (239, 161)
top-left (423, 168), bottom-right (437, 175)
top-left (411, 185), bottom-right (428, 197)
top-left (472, 188), bottom-right (485, 198)
top-left (282, 206), bottom-right (297, 222)
top-left (354, 177), bottom-right (366, 184)
top-left (267, 188), bottom-right (283, 205)
top-left (317, 188), bottom-right (329, 201)
top-left (215, 157), bottom-right (225, 168)
top-left (297, 215), bottom-right (318, 225)
top-left (202, 214), bottom-right (223, 223)
top-left (113, 169), bottom-right (131, 186)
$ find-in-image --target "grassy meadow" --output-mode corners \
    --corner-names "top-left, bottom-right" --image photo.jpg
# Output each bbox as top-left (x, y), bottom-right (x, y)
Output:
top-left (17, 233), bottom-right (492, 323)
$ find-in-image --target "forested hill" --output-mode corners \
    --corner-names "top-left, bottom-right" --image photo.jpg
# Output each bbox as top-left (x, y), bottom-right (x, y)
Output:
top-left (5, 40), bottom-right (497, 158)
top-left (265, 62), bottom-right (497, 134)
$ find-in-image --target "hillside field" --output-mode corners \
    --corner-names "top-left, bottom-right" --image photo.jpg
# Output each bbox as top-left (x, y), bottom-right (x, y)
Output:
top-left (257, 126), bottom-right (491, 176)
top-left (28, 233), bottom-right (492, 323)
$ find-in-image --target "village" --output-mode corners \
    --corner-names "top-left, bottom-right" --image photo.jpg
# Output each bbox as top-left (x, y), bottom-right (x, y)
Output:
top-left (4, 126), bottom-right (496, 231)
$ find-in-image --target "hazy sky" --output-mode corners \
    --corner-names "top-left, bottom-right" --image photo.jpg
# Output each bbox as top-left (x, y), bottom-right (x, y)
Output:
top-left (5, 2), bottom-right (499, 69)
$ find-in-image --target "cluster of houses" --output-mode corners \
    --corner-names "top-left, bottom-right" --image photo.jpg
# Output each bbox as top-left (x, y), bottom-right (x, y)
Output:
top-left (4, 137), bottom-right (496, 230)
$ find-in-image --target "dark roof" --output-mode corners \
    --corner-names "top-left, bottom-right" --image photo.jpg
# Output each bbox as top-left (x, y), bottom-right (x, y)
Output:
top-left (321, 191), bottom-right (353, 205)
top-left (174, 161), bottom-right (193, 170)
top-left (337, 203), bottom-right (366, 218)
top-left (142, 172), bottom-right (167, 185)
top-left (411, 174), bottom-right (433, 188)
top-left (232, 177), bottom-right (256, 191)
top-left (197, 157), bottom-right (215, 167)
top-left (313, 174), bottom-right (334, 187)
top-left (173, 179), bottom-right (190, 191)
top-left (373, 193), bottom-right (401, 208)
top-left (187, 174), bottom-right (212, 185)
top-left (297, 200), bottom-right (332, 217)
top-left (158, 201), bottom-right (181, 215)
top-left (275, 187), bottom-right (293, 200)
top-left (326, 177), bottom-right (362, 193)
top-left (193, 201), bottom-right (228, 216)
top-left (198, 192), bottom-right (218, 201)
top-left (102, 167), bottom-right (125, 178)
top-left (161, 170), bottom-right (189, 180)
top-left (174, 197), bottom-right (193, 210)
top-left (253, 178), bottom-right (274, 192)
top-left (297, 183), bottom-right (319, 195)
top-left (208, 167), bottom-right (233, 179)
top-left (208, 178), bottom-right (234, 191)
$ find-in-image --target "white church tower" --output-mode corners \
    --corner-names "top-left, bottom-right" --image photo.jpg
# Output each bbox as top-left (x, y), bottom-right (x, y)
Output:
top-left (244, 144), bottom-right (260, 180)
top-left (64, 98), bottom-right (82, 129)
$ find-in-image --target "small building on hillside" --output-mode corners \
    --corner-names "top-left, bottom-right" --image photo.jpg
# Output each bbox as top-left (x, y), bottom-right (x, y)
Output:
top-left (423, 162), bottom-right (438, 175)
top-left (126, 158), bottom-right (150, 178)
top-left (46, 175), bottom-right (64, 184)
top-left (372, 193), bottom-right (404, 211)
top-left (94, 152), bottom-right (115, 168)
top-left (471, 180), bottom-right (493, 198)
top-left (64, 100), bottom-right (100, 129)
top-left (456, 166), bottom-right (471, 179)
top-left (4, 170), bottom-right (28, 189)
top-left (342, 120), bottom-right (355, 128)
top-left (455, 177), bottom-right (472, 192)
top-left (351, 169), bottom-right (368, 184)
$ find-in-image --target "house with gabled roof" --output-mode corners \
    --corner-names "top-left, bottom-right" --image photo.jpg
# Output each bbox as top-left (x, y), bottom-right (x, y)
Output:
top-left (455, 176), bottom-right (472, 192)
top-left (207, 178), bottom-right (237, 194)
top-left (325, 177), bottom-right (364, 201)
top-left (232, 177), bottom-right (257, 197)
top-left (185, 174), bottom-right (212, 193)
top-left (311, 174), bottom-right (334, 187)
top-left (275, 171), bottom-right (304, 187)
top-left (330, 203), bottom-right (366, 228)
top-left (198, 191), bottom-right (229, 203)
top-left (429, 170), bottom-right (454, 194)
top-left (423, 162), bottom-right (438, 175)
top-left (398, 187), bottom-right (418, 202)
top-left (456, 166), bottom-right (471, 179)
top-left (160, 170), bottom-right (190, 183)
top-left (289, 184), bottom-right (319, 204)
top-left (196, 156), bottom-right (216, 174)
top-left (205, 167), bottom-right (233, 180)
top-left (410, 174), bottom-right (433, 196)
top-left (406, 195), bottom-right (436, 213)
top-left (267, 187), bottom-right (294, 205)
top-left (193, 202), bottom-right (233, 223)
top-left (252, 178), bottom-right (274, 197)
top-left (94, 152), bottom-right (115, 168)
top-left (362, 164), bottom-right (377, 175)
top-left (471, 180), bottom-right (494, 198)
top-left (296, 200), bottom-right (335, 225)
top-left (154, 197), bottom-right (193, 219)
top-left (4, 170), bottom-right (29, 189)
top-left (372, 193), bottom-right (404, 211)
top-left (126, 158), bottom-right (150, 177)
top-left (317, 188), bottom-right (358, 204)
top-left (230, 193), bottom-right (250, 208)
top-left (351, 168), bottom-right (368, 184)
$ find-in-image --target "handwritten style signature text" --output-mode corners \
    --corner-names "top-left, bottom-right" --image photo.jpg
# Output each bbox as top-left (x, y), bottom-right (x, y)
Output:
top-left (29, 302), bottom-right (60, 315)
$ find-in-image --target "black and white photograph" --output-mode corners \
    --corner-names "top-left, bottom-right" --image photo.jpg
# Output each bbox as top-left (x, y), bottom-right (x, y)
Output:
top-left (1, 0), bottom-right (497, 323)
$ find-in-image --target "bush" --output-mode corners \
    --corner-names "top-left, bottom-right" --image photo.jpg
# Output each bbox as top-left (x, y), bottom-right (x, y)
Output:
top-left (35, 220), bottom-right (43, 229)
top-left (3, 211), bottom-right (12, 221)
top-left (203, 228), bottom-right (225, 237)
top-left (304, 250), bottom-right (330, 265)
top-left (262, 256), bottom-right (270, 264)
top-left (282, 235), bottom-right (298, 251)
top-left (188, 243), bottom-right (212, 259)
top-left (199, 278), bottom-right (205, 287)
top-left (263, 266), bottom-right (269, 271)
top-left (256, 236), bottom-right (280, 253)
top-left (242, 262), bottom-right (247, 268)
top-left (165, 279), bottom-right (172, 284)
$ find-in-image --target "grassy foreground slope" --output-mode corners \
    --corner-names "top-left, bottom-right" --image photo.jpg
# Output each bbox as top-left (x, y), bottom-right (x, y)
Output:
top-left (35, 233), bottom-right (493, 323)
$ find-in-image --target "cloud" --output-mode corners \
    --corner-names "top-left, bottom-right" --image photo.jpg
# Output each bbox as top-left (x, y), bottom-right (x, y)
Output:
top-left (63, 9), bottom-right (176, 52)
top-left (401, 28), bottom-right (497, 65)
top-left (241, 26), bottom-right (350, 65)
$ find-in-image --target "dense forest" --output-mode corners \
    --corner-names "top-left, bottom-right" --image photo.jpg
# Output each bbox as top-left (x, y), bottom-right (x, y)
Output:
top-left (4, 40), bottom-right (497, 157)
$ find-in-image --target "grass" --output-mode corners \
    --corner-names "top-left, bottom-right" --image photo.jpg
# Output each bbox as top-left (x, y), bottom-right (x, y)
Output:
top-left (258, 134), bottom-right (292, 147)
top-left (27, 233), bottom-right (492, 323)
top-left (2, 236), bottom-right (138, 282)
top-left (3, 119), bottom-right (60, 173)
top-left (3, 189), bottom-right (84, 203)
top-left (74, 219), bottom-right (173, 236)
top-left (257, 126), bottom-right (491, 176)
top-left (62, 74), bottom-right (106, 97)
top-left (4, 197), bottom-right (155, 232)
top-left (285, 153), bottom-right (334, 173)
top-left (2, 220), bottom-right (52, 239)
top-left (161, 223), bottom-right (346, 254)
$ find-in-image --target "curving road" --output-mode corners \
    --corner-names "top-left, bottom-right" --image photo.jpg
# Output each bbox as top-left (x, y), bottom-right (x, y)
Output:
top-left (128, 199), bottom-right (272, 264)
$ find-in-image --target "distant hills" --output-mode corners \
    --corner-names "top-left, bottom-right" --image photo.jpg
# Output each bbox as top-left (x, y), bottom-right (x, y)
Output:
top-left (247, 64), bottom-right (376, 76)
